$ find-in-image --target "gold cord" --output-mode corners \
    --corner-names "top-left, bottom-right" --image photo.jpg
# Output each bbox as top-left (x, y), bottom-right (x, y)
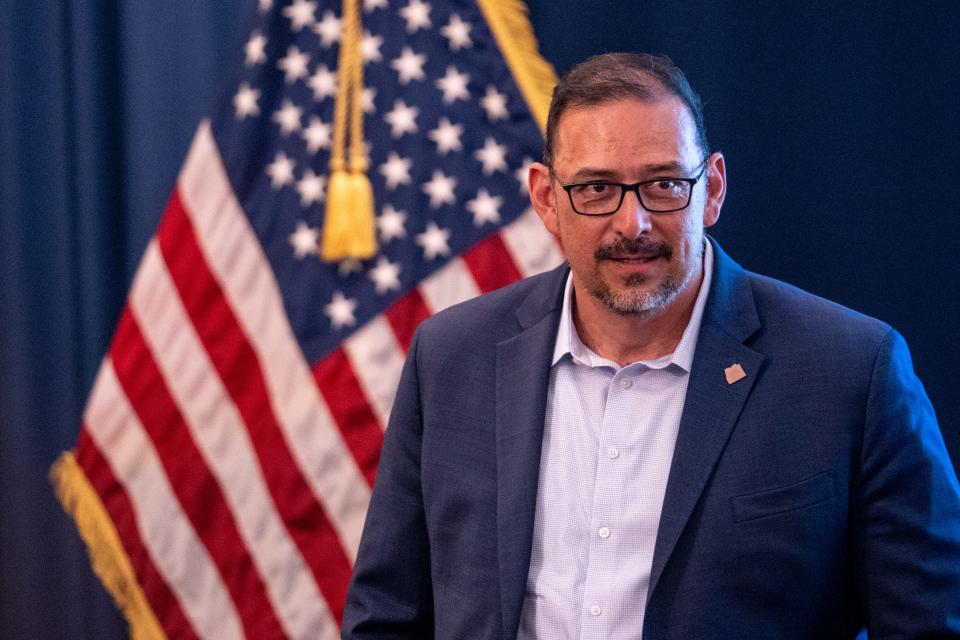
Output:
top-left (322, 0), bottom-right (376, 262)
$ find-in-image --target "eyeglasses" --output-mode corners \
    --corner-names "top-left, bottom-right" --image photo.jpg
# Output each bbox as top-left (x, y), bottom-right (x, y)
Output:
top-left (556, 160), bottom-right (708, 216)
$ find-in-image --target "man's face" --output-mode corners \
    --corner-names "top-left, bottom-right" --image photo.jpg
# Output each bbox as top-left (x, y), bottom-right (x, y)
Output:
top-left (530, 97), bottom-right (726, 318)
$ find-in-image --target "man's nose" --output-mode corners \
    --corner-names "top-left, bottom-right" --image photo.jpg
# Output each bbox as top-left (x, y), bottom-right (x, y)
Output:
top-left (611, 189), bottom-right (653, 238)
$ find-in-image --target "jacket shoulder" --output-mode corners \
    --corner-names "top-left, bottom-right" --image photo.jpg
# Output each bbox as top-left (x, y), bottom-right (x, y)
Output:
top-left (416, 266), bottom-right (564, 345)
top-left (744, 270), bottom-right (894, 351)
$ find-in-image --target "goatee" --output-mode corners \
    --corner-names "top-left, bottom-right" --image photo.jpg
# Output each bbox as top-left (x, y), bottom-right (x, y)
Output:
top-left (588, 237), bottom-right (682, 316)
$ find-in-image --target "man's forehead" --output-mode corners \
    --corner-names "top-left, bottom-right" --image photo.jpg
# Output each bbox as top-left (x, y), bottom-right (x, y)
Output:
top-left (556, 95), bottom-right (694, 133)
top-left (552, 96), bottom-right (701, 170)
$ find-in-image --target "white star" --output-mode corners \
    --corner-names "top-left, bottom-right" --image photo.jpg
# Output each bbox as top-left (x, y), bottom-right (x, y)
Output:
top-left (364, 0), bottom-right (388, 11)
top-left (415, 222), bottom-right (452, 260)
top-left (515, 156), bottom-right (534, 194)
top-left (308, 64), bottom-right (337, 100)
top-left (302, 116), bottom-right (331, 152)
top-left (384, 99), bottom-right (419, 138)
top-left (289, 220), bottom-right (319, 258)
top-left (325, 291), bottom-right (358, 329)
top-left (272, 99), bottom-right (303, 135)
top-left (244, 32), bottom-right (267, 66)
top-left (313, 10), bottom-right (342, 47)
top-left (422, 170), bottom-right (457, 208)
top-left (338, 258), bottom-right (363, 276)
top-left (474, 137), bottom-right (508, 175)
top-left (378, 205), bottom-right (407, 242)
top-left (295, 169), bottom-right (326, 206)
top-left (258, 0), bottom-right (272, 13)
top-left (391, 47), bottom-right (427, 85)
top-left (428, 117), bottom-right (463, 155)
top-left (360, 86), bottom-right (376, 114)
top-left (379, 152), bottom-right (412, 190)
top-left (480, 85), bottom-right (509, 121)
top-left (361, 31), bottom-right (383, 64)
top-left (266, 152), bottom-right (295, 189)
top-left (399, 0), bottom-right (432, 33)
top-left (466, 188), bottom-right (503, 226)
top-left (441, 14), bottom-right (472, 51)
top-left (278, 45), bottom-right (310, 83)
top-left (435, 66), bottom-right (470, 104)
top-left (283, 0), bottom-right (316, 31)
top-left (233, 82), bottom-right (260, 119)
top-left (368, 256), bottom-right (402, 294)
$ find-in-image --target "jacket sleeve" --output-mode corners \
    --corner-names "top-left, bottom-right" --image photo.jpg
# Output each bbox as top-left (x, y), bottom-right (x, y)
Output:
top-left (856, 328), bottom-right (960, 637)
top-left (342, 326), bottom-right (434, 638)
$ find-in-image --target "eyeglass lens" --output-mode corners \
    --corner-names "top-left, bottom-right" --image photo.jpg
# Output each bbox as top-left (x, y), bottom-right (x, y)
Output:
top-left (570, 179), bottom-right (693, 215)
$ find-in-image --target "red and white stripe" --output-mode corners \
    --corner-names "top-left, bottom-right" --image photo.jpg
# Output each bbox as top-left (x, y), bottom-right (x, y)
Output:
top-left (130, 241), bottom-right (337, 637)
top-left (74, 120), bottom-right (563, 638)
top-left (83, 360), bottom-right (246, 639)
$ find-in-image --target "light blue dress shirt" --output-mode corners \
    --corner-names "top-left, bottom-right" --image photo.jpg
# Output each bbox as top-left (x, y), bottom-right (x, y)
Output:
top-left (517, 242), bottom-right (714, 639)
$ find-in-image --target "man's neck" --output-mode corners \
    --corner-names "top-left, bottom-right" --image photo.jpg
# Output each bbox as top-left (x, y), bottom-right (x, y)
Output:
top-left (571, 266), bottom-right (704, 368)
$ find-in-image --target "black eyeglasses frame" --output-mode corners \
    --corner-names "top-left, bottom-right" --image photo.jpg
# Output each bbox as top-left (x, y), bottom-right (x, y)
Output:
top-left (555, 160), bottom-right (708, 216)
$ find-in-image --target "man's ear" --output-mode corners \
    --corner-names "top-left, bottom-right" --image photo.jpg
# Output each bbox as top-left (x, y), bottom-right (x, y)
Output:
top-left (529, 162), bottom-right (560, 238)
top-left (702, 151), bottom-right (726, 228)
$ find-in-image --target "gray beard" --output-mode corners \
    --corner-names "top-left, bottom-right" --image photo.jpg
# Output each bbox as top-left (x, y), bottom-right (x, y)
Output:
top-left (585, 271), bottom-right (684, 317)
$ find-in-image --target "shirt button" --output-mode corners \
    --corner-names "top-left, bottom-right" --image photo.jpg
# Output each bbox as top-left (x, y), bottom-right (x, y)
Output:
top-left (590, 604), bottom-right (602, 616)
top-left (619, 378), bottom-right (632, 389)
top-left (598, 526), bottom-right (610, 539)
top-left (607, 446), bottom-right (619, 459)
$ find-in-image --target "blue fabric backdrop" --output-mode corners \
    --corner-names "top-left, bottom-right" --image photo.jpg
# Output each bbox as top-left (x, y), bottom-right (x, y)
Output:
top-left (2, 1), bottom-right (958, 637)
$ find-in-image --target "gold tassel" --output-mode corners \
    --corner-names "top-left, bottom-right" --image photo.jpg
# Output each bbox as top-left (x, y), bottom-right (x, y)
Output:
top-left (321, 169), bottom-right (376, 261)
top-left (321, 0), bottom-right (377, 262)
top-left (51, 452), bottom-right (166, 640)
top-left (346, 170), bottom-right (376, 255)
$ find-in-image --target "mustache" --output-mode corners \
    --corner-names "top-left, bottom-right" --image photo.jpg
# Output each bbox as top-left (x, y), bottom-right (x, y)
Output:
top-left (595, 237), bottom-right (673, 260)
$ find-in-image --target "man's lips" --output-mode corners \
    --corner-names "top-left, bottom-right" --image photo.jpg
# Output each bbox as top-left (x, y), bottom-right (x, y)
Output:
top-left (606, 253), bottom-right (661, 261)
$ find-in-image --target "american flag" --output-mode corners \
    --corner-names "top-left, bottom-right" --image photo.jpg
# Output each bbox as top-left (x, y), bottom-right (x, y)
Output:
top-left (53, 0), bottom-right (561, 637)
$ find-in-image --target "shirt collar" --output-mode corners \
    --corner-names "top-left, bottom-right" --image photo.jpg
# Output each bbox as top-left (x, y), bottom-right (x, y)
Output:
top-left (551, 240), bottom-right (714, 372)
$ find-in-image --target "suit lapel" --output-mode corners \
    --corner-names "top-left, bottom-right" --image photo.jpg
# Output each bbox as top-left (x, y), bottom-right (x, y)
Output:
top-left (647, 239), bottom-right (766, 604)
top-left (495, 266), bottom-right (566, 640)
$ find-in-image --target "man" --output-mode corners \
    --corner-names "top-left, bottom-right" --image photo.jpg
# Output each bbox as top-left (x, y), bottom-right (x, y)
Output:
top-left (343, 53), bottom-right (960, 638)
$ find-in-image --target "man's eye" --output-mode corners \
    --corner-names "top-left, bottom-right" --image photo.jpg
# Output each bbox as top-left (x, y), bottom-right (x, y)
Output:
top-left (571, 183), bottom-right (613, 196)
top-left (654, 180), bottom-right (679, 191)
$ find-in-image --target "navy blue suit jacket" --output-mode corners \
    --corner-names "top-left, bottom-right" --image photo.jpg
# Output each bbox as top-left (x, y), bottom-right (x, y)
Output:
top-left (343, 239), bottom-right (960, 639)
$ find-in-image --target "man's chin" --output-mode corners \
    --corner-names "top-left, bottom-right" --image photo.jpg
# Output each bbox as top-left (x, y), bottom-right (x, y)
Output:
top-left (589, 281), bottom-right (679, 317)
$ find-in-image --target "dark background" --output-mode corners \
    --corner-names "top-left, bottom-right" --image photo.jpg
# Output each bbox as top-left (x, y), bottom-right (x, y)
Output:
top-left (2, 1), bottom-right (957, 637)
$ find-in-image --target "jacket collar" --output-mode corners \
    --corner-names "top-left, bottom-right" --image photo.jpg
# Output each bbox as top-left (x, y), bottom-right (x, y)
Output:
top-left (495, 263), bottom-right (566, 638)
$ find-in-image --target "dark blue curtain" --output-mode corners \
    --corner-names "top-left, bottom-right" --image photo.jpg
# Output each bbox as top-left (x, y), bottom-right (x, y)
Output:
top-left (2, 1), bottom-right (957, 637)
top-left (0, 2), bottom-right (254, 636)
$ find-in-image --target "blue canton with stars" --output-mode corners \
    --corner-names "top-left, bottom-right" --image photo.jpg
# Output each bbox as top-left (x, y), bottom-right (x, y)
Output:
top-left (210, 0), bottom-right (546, 364)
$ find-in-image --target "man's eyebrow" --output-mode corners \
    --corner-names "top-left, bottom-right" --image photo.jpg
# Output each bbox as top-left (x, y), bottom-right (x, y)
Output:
top-left (643, 161), bottom-right (687, 174)
top-left (564, 162), bottom-right (689, 183)
top-left (565, 168), bottom-right (620, 182)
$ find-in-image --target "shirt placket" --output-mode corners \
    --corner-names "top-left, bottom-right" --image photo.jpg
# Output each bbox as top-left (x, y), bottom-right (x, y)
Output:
top-left (579, 364), bottom-right (641, 639)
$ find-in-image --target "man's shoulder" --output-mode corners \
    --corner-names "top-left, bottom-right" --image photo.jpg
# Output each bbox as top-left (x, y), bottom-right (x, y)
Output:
top-left (416, 265), bottom-right (565, 345)
top-left (711, 238), bottom-right (891, 343)
top-left (741, 268), bottom-right (893, 349)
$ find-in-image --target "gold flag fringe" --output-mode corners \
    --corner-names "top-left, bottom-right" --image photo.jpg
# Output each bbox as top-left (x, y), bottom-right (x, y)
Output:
top-left (51, 452), bottom-right (166, 640)
top-left (477, 0), bottom-right (558, 135)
